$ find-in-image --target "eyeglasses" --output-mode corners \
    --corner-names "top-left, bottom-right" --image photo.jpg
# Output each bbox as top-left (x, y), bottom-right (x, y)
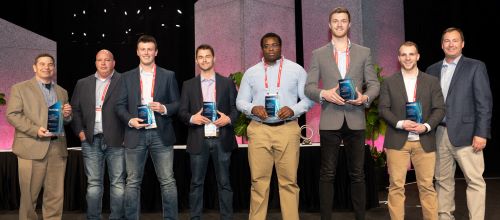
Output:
top-left (263, 43), bottom-right (281, 49)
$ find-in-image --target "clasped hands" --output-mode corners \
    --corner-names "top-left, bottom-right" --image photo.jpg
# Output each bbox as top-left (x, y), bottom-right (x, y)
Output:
top-left (191, 109), bottom-right (231, 127)
top-left (321, 85), bottom-right (367, 106)
top-left (401, 120), bottom-right (427, 134)
top-left (251, 106), bottom-right (294, 121)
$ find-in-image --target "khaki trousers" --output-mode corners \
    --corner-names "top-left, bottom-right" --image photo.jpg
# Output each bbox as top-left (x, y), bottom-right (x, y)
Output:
top-left (246, 120), bottom-right (301, 220)
top-left (386, 141), bottom-right (437, 220)
top-left (18, 141), bottom-right (67, 220)
top-left (435, 126), bottom-right (486, 220)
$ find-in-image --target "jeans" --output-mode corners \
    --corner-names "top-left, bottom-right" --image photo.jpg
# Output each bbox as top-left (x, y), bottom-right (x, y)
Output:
top-left (189, 138), bottom-right (233, 220)
top-left (124, 129), bottom-right (178, 220)
top-left (81, 134), bottom-right (125, 220)
top-left (319, 121), bottom-right (366, 220)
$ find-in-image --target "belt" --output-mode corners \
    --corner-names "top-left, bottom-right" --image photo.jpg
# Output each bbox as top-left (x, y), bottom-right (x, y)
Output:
top-left (438, 122), bottom-right (447, 127)
top-left (261, 121), bottom-right (287, 127)
top-left (50, 136), bottom-right (58, 140)
top-left (94, 133), bottom-right (104, 138)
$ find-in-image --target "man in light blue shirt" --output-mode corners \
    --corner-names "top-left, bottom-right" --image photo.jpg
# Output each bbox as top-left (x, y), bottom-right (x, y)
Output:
top-left (236, 32), bottom-right (314, 220)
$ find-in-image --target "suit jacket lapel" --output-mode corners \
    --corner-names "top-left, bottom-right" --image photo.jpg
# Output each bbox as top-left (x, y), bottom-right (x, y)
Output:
top-left (194, 75), bottom-right (203, 109)
top-left (215, 74), bottom-right (223, 108)
top-left (446, 57), bottom-right (465, 99)
top-left (133, 68), bottom-right (141, 103)
top-left (326, 43), bottom-right (343, 79)
top-left (103, 73), bottom-right (116, 104)
top-left (153, 68), bottom-right (161, 101)
top-left (395, 72), bottom-right (409, 102)
top-left (415, 71), bottom-right (425, 102)
top-left (29, 78), bottom-right (49, 125)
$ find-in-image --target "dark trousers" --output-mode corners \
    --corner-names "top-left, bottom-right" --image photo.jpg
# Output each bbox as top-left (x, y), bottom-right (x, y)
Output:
top-left (319, 121), bottom-right (366, 220)
top-left (189, 138), bottom-right (233, 220)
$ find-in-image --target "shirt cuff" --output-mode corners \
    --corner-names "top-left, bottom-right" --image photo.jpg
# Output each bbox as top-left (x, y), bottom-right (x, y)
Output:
top-left (189, 115), bottom-right (194, 124)
top-left (423, 123), bottom-right (431, 133)
top-left (161, 105), bottom-right (167, 115)
top-left (396, 120), bottom-right (404, 129)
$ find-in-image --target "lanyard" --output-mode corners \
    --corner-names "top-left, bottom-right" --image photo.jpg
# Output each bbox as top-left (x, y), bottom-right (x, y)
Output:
top-left (412, 79), bottom-right (418, 102)
top-left (98, 80), bottom-right (111, 107)
top-left (264, 56), bottom-right (284, 94)
top-left (140, 64), bottom-right (156, 101)
top-left (332, 44), bottom-right (350, 76)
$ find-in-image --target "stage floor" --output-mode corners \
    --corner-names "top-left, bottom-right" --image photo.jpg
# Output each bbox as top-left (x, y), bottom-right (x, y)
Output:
top-left (1, 178), bottom-right (499, 220)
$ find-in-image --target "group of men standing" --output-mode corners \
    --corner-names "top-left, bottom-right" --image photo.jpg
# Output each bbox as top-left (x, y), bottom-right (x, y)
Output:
top-left (5, 6), bottom-right (492, 220)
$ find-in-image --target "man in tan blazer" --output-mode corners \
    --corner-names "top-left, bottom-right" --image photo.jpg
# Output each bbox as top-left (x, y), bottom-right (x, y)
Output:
top-left (6, 53), bottom-right (72, 220)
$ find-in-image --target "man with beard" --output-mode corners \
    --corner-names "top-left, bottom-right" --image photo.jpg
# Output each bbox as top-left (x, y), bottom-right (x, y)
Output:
top-left (379, 41), bottom-right (445, 220)
top-left (236, 32), bottom-right (314, 220)
top-left (178, 44), bottom-right (239, 219)
top-left (304, 7), bottom-right (380, 220)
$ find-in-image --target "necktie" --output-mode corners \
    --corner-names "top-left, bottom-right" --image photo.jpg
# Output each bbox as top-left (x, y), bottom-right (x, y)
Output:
top-left (44, 83), bottom-right (51, 90)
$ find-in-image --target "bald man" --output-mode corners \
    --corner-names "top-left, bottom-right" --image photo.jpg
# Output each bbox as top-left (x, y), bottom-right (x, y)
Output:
top-left (71, 49), bottom-right (125, 219)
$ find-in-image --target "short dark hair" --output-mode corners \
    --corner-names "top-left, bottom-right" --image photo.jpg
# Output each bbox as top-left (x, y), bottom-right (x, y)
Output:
top-left (329, 7), bottom-right (351, 22)
top-left (260, 32), bottom-right (282, 49)
top-left (441, 27), bottom-right (464, 42)
top-left (399, 41), bottom-right (419, 54)
top-left (196, 44), bottom-right (215, 57)
top-left (34, 53), bottom-right (55, 65)
top-left (137, 35), bottom-right (157, 50)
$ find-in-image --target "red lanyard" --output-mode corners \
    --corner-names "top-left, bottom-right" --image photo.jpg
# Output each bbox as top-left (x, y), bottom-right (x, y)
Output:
top-left (332, 44), bottom-right (350, 74)
top-left (412, 79), bottom-right (418, 102)
top-left (100, 80), bottom-right (111, 103)
top-left (264, 57), bottom-right (284, 94)
top-left (140, 64), bottom-right (156, 100)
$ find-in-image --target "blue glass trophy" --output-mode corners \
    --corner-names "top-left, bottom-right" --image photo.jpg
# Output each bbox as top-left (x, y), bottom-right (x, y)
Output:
top-left (406, 101), bottom-right (423, 123)
top-left (47, 101), bottom-right (64, 136)
top-left (137, 104), bottom-right (151, 125)
top-left (339, 78), bottom-right (357, 100)
top-left (265, 94), bottom-right (279, 118)
top-left (203, 101), bottom-right (219, 137)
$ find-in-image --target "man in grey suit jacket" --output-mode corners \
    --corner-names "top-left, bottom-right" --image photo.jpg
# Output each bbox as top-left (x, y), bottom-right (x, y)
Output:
top-left (426, 27), bottom-right (492, 220)
top-left (178, 44), bottom-right (239, 219)
top-left (71, 49), bottom-right (125, 219)
top-left (379, 42), bottom-right (445, 220)
top-left (6, 53), bottom-right (72, 220)
top-left (304, 7), bottom-right (379, 220)
top-left (115, 35), bottom-right (180, 220)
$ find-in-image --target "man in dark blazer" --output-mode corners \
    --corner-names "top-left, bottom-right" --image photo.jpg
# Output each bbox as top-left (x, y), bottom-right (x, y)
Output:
top-left (71, 49), bottom-right (125, 219)
top-left (178, 44), bottom-right (238, 220)
top-left (304, 7), bottom-right (379, 220)
top-left (426, 27), bottom-right (492, 220)
top-left (115, 35), bottom-right (180, 220)
top-left (379, 41), bottom-right (445, 220)
top-left (6, 53), bottom-right (72, 220)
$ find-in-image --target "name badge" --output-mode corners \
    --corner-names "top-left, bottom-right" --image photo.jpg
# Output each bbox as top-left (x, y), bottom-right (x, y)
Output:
top-left (265, 94), bottom-right (280, 118)
top-left (95, 107), bottom-right (102, 123)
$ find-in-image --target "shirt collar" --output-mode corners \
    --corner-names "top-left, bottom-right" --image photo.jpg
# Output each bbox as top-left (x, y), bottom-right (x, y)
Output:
top-left (200, 73), bottom-right (216, 82)
top-left (442, 55), bottom-right (462, 67)
top-left (94, 70), bottom-right (114, 81)
top-left (261, 56), bottom-right (284, 67)
top-left (331, 38), bottom-right (352, 52)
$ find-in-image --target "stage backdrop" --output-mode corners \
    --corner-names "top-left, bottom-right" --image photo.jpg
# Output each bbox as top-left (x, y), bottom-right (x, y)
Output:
top-left (0, 18), bottom-right (57, 150)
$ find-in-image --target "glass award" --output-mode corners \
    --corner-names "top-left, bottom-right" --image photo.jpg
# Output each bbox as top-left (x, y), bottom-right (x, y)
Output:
top-left (137, 104), bottom-right (151, 125)
top-left (406, 101), bottom-right (423, 123)
top-left (265, 94), bottom-right (279, 118)
top-left (203, 101), bottom-right (219, 137)
top-left (47, 101), bottom-right (64, 136)
top-left (339, 78), bottom-right (357, 100)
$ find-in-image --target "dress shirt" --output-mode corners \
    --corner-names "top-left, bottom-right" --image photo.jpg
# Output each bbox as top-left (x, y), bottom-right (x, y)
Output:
top-left (236, 57), bottom-right (314, 123)
top-left (93, 71), bottom-right (114, 134)
top-left (36, 80), bottom-right (57, 107)
top-left (440, 55), bottom-right (461, 101)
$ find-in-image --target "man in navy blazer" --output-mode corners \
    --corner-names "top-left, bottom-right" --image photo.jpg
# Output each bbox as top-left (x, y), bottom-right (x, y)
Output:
top-left (426, 27), bottom-right (492, 220)
top-left (116, 35), bottom-right (180, 220)
top-left (178, 44), bottom-right (238, 220)
top-left (71, 49), bottom-right (125, 219)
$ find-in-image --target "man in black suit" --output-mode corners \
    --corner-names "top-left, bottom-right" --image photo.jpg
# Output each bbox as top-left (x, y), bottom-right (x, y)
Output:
top-left (71, 49), bottom-right (125, 219)
top-left (178, 44), bottom-right (238, 220)
top-left (426, 27), bottom-right (492, 220)
top-left (379, 42), bottom-right (445, 220)
top-left (115, 35), bottom-right (180, 220)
